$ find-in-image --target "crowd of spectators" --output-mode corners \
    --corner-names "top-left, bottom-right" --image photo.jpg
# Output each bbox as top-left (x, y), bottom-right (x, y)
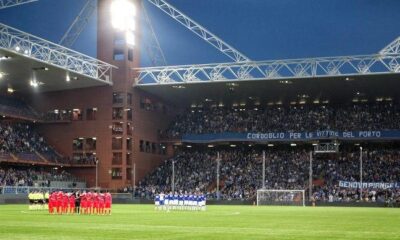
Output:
top-left (135, 151), bottom-right (216, 199)
top-left (312, 149), bottom-right (400, 203)
top-left (136, 147), bottom-right (400, 203)
top-left (0, 95), bottom-right (40, 121)
top-left (0, 123), bottom-right (51, 154)
top-left (0, 167), bottom-right (79, 187)
top-left (163, 102), bottom-right (400, 137)
top-left (0, 122), bottom-right (95, 165)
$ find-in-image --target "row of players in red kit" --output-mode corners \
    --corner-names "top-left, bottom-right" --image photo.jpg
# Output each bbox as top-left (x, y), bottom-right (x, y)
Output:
top-left (48, 191), bottom-right (112, 215)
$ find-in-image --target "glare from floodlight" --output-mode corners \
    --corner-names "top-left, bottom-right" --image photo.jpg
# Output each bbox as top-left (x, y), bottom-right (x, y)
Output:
top-left (0, 72), bottom-right (3, 79)
top-left (0, 56), bottom-right (10, 60)
top-left (126, 32), bottom-right (135, 46)
top-left (111, 0), bottom-right (136, 31)
top-left (66, 75), bottom-right (71, 82)
top-left (15, 46), bottom-right (20, 52)
top-left (30, 80), bottom-right (38, 88)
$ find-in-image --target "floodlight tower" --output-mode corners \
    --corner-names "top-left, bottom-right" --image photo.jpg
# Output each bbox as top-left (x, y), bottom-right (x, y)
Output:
top-left (97, 0), bottom-right (173, 189)
top-left (96, 0), bottom-right (139, 189)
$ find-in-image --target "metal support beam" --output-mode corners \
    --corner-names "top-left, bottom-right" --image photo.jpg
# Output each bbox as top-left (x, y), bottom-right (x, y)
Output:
top-left (145, 0), bottom-right (250, 62)
top-left (59, 0), bottom-right (96, 48)
top-left (380, 36), bottom-right (400, 55)
top-left (0, 23), bottom-right (115, 84)
top-left (135, 53), bottom-right (400, 85)
top-left (141, 1), bottom-right (167, 66)
top-left (0, 0), bottom-right (38, 10)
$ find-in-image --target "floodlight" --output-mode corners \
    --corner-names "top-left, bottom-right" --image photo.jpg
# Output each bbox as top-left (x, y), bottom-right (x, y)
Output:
top-left (111, 0), bottom-right (136, 31)
top-left (30, 80), bottom-right (38, 88)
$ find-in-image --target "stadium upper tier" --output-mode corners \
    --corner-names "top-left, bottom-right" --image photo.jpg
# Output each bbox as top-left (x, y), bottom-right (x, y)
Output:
top-left (0, 23), bottom-right (115, 92)
top-left (0, 95), bottom-right (40, 121)
top-left (136, 146), bottom-right (400, 203)
top-left (161, 102), bottom-right (400, 139)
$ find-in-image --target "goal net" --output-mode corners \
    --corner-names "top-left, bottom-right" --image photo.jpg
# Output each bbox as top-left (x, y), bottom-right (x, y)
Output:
top-left (257, 189), bottom-right (305, 206)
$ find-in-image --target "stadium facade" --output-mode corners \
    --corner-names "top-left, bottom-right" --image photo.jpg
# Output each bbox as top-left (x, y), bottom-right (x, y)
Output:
top-left (30, 0), bottom-right (178, 189)
top-left (0, 0), bottom-right (399, 193)
top-left (0, 0), bottom-right (176, 189)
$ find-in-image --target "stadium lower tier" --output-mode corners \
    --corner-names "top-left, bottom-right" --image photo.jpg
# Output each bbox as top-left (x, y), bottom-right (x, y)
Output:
top-left (0, 166), bottom-right (83, 189)
top-left (136, 146), bottom-right (400, 203)
top-left (0, 121), bottom-right (95, 165)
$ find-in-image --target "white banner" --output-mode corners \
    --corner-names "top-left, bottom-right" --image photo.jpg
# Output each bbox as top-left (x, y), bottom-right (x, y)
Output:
top-left (339, 181), bottom-right (400, 189)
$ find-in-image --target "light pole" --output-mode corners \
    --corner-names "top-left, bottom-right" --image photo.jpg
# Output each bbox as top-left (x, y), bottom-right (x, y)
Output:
top-left (309, 151), bottom-right (313, 201)
top-left (132, 163), bottom-right (136, 193)
top-left (216, 152), bottom-right (220, 200)
top-left (262, 150), bottom-right (266, 189)
top-left (360, 146), bottom-right (363, 201)
top-left (171, 160), bottom-right (175, 192)
top-left (95, 158), bottom-right (99, 189)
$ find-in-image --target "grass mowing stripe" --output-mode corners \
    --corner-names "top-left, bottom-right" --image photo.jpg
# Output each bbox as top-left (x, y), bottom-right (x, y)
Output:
top-left (0, 205), bottom-right (399, 240)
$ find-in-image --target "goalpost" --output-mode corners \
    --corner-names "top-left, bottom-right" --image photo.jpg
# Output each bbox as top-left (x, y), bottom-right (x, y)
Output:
top-left (257, 143), bottom-right (339, 207)
top-left (256, 189), bottom-right (305, 207)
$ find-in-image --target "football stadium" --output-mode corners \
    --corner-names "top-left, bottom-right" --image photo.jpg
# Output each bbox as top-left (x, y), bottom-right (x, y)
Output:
top-left (0, 0), bottom-right (400, 239)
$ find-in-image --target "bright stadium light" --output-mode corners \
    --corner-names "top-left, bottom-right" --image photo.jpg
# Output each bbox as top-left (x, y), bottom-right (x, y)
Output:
top-left (30, 80), bottom-right (38, 88)
top-left (111, 0), bottom-right (136, 31)
top-left (7, 87), bottom-right (14, 94)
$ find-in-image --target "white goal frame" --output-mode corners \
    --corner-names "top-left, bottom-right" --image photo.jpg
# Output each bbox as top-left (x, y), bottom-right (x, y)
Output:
top-left (256, 189), bottom-right (305, 207)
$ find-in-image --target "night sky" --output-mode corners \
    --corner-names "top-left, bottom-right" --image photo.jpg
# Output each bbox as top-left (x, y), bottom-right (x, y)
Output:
top-left (1, 0), bottom-right (399, 66)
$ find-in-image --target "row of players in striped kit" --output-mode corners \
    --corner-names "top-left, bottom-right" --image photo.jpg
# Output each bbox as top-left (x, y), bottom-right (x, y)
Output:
top-left (154, 191), bottom-right (207, 211)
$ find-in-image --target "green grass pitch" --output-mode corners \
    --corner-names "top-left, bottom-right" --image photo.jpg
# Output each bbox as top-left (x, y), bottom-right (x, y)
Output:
top-left (0, 204), bottom-right (399, 240)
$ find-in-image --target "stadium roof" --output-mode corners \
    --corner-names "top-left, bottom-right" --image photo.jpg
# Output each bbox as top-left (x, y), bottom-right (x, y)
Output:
top-left (0, 48), bottom-right (112, 93)
top-left (137, 73), bottom-right (400, 107)
top-left (0, 22), bottom-right (115, 93)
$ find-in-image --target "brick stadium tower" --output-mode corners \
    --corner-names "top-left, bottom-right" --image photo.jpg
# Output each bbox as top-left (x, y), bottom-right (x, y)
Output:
top-left (23, 0), bottom-right (174, 189)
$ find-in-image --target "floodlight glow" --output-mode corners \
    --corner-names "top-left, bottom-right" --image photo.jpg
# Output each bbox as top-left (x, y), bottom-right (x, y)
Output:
top-left (126, 31), bottom-right (135, 46)
top-left (111, 0), bottom-right (136, 31)
top-left (7, 87), bottom-right (14, 93)
top-left (15, 46), bottom-right (20, 51)
top-left (0, 72), bottom-right (3, 79)
top-left (66, 75), bottom-right (70, 82)
top-left (30, 80), bottom-right (38, 88)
